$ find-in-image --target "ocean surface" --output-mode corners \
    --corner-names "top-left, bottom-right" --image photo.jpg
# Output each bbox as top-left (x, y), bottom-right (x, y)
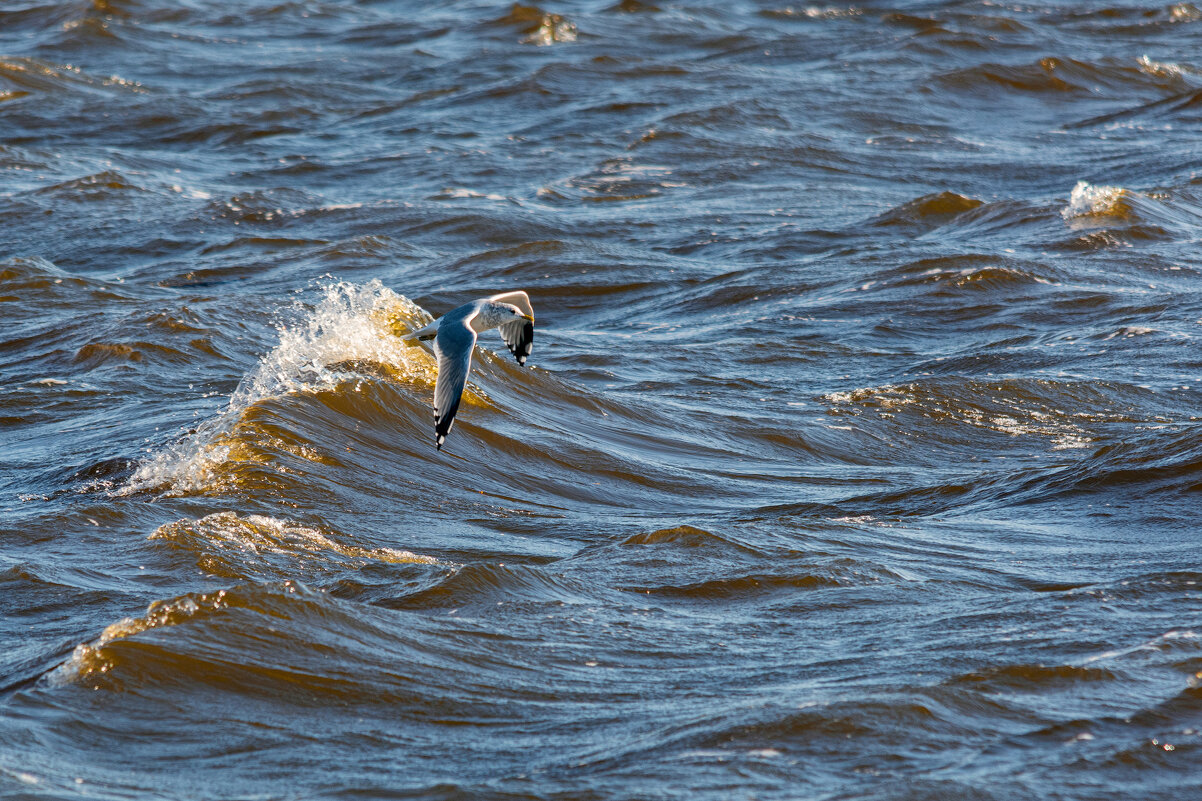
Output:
top-left (4, 0), bottom-right (1202, 798)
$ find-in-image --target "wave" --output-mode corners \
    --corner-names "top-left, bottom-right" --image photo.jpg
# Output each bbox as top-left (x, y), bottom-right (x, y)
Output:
top-left (1052, 4), bottom-right (1202, 38)
top-left (0, 56), bottom-right (146, 97)
top-left (871, 182), bottom-right (1202, 253)
top-left (761, 6), bottom-right (862, 21)
top-left (120, 280), bottom-right (435, 496)
top-left (948, 663), bottom-right (1119, 689)
top-left (1072, 572), bottom-right (1202, 604)
top-left (620, 524), bottom-right (762, 552)
top-left (0, 255), bottom-right (129, 298)
top-left (862, 193), bottom-right (1071, 252)
top-left (44, 582), bottom-right (585, 719)
top-left (384, 524), bottom-right (841, 613)
top-left (150, 511), bottom-right (437, 580)
top-left (822, 376), bottom-right (1152, 454)
top-left (206, 187), bottom-right (326, 224)
top-left (1067, 86), bottom-right (1202, 129)
top-left (0, 256), bottom-right (153, 378)
top-left (1058, 180), bottom-right (1202, 245)
top-left (31, 169), bottom-right (156, 201)
top-left (70, 340), bottom-right (191, 369)
top-left (109, 276), bottom-right (754, 511)
top-left (629, 571), bottom-right (847, 600)
top-left (553, 524), bottom-right (909, 607)
top-left (935, 56), bottom-right (1165, 96)
top-left (388, 561), bottom-right (596, 610)
top-left (860, 253), bottom-right (1062, 298)
top-left (491, 4), bottom-right (578, 46)
top-left (550, 157), bottom-right (688, 204)
top-left (1061, 180), bottom-right (1134, 219)
top-left (46, 583), bottom-right (435, 701)
top-left (1056, 177), bottom-right (1202, 250)
top-left (871, 191), bottom-right (984, 229)
top-left (765, 422), bottom-right (1202, 520)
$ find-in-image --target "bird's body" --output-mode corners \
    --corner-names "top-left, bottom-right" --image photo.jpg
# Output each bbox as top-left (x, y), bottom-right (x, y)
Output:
top-left (402, 291), bottom-right (534, 450)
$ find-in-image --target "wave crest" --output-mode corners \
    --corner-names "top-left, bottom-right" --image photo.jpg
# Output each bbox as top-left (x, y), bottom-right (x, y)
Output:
top-left (1061, 180), bottom-right (1131, 219)
top-left (120, 280), bottom-right (434, 496)
top-left (150, 511), bottom-right (436, 579)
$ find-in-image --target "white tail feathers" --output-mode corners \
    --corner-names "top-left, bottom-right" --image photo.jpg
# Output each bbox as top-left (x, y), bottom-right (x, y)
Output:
top-left (402, 320), bottom-right (440, 342)
top-left (401, 320), bottom-right (439, 358)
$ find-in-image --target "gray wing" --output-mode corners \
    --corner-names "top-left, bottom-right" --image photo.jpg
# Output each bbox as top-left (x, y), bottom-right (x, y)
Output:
top-left (489, 290), bottom-right (534, 366)
top-left (432, 314), bottom-right (478, 450)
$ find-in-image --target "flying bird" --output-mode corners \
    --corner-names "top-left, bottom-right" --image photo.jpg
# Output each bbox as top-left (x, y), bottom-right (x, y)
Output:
top-left (402, 291), bottom-right (535, 450)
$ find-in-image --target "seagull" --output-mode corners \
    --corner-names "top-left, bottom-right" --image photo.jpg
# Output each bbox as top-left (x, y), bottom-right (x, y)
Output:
top-left (402, 291), bottom-right (535, 450)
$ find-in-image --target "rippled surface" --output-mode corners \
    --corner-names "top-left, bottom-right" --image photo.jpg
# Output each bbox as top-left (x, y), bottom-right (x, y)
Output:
top-left (5, 1), bottom-right (1202, 798)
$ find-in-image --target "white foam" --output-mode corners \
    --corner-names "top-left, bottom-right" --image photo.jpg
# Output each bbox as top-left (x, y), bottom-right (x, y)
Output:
top-left (792, 6), bottom-right (862, 18)
top-left (150, 511), bottom-right (439, 566)
top-left (120, 280), bottom-right (433, 496)
top-left (1171, 3), bottom-right (1202, 22)
top-left (435, 187), bottom-right (511, 202)
top-left (1061, 180), bottom-right (1128, 219)
top-left (1138, 55), bottom-right (1189, 80)
top-left (521, 13), bottom-right (576, 46)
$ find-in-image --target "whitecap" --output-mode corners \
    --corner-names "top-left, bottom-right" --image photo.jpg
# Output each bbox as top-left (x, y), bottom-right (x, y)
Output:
top-left (119, 280), bottom-right (434, 496)
top-left (1061, 180), bottom-right (1128, 219)
top-left (150, 511), bottom-right (438, 568)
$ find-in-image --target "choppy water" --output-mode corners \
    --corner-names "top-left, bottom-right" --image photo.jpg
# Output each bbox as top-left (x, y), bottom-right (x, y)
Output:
top-left (4, 1), bottom-right (1202, 798)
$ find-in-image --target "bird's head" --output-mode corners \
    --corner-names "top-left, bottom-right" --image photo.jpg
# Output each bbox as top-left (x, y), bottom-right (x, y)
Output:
top-left (499, 302), bottom-right (534, 323)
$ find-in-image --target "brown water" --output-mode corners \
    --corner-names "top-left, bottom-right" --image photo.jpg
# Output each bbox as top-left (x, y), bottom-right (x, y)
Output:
top-left (4, 1), bottom-right (1202, 798)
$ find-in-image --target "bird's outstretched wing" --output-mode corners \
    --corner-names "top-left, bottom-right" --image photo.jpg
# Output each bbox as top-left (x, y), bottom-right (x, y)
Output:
top-left (432, 315), bottom-right (478, 450)
top-left (490, 290), bottom-right (534, 366)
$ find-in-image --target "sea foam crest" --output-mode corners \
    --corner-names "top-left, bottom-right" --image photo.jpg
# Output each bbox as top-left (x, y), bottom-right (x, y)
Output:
top-left (150, 511), bottom-right (439, 571)
top-left (121, 280), bottom-right (433, 496)
top-left (1061, 180), bottom-right (1128, 219)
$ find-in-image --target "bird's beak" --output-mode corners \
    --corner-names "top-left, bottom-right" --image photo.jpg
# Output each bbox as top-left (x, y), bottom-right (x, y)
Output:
top-left (522, 314), bottom-right (535, 322)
